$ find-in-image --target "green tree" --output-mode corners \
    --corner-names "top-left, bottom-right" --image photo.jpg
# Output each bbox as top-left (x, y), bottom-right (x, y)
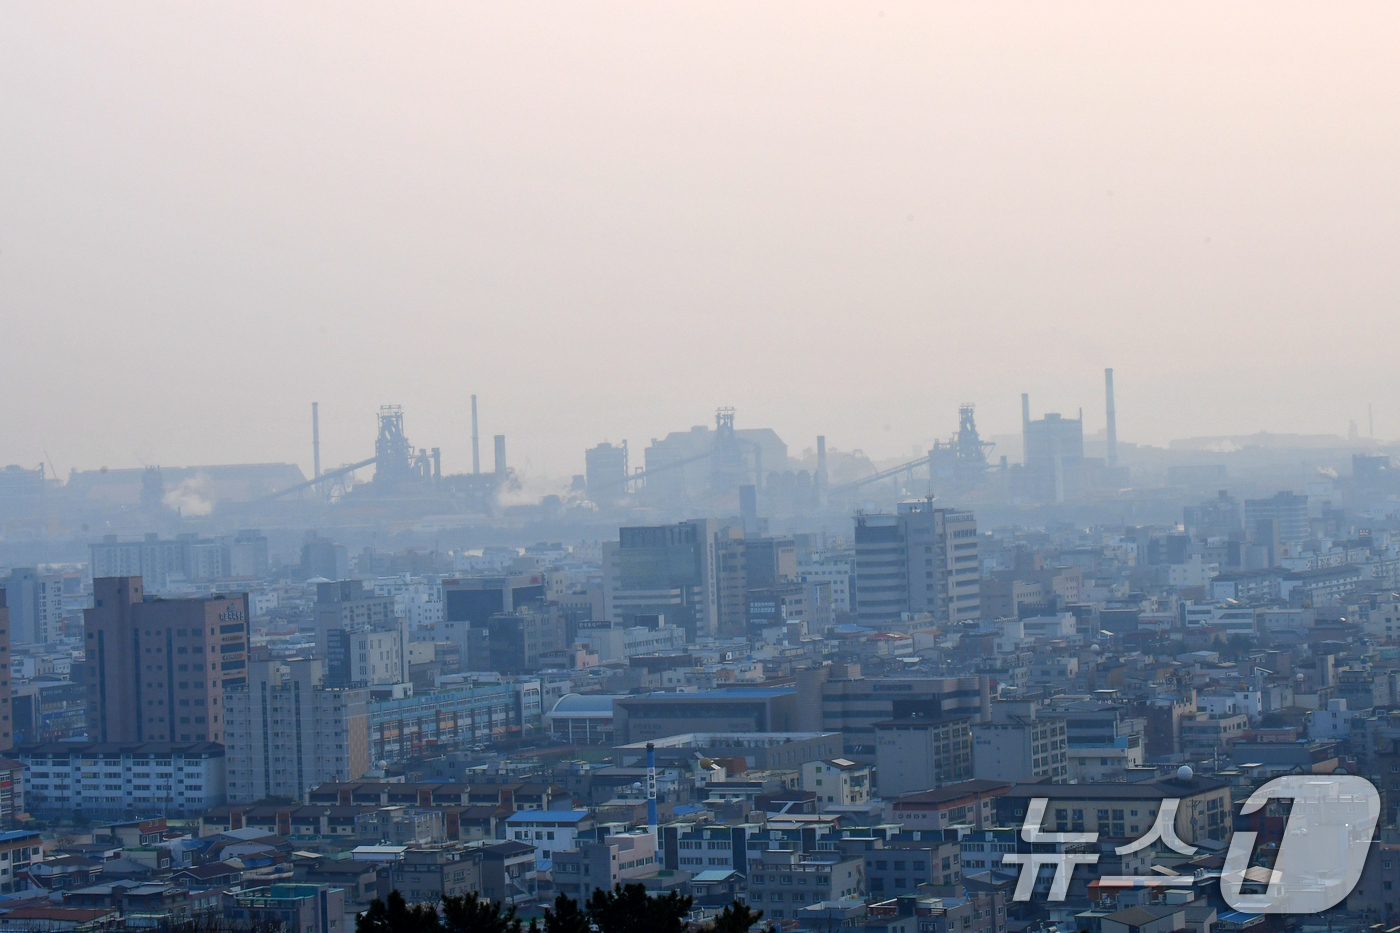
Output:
top-left (542, 893), bottom-right (591, 933)
top-left (357, 891), bottom-right (443, 933)
top-left (441, 892), bottom-right (522, 933)
top-left (710, 899), bottom-right (772, 933)
top-left (586, 884), bottom-right (692, 933)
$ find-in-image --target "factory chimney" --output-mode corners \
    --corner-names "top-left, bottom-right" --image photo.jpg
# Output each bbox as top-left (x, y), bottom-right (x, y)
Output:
top-left (471, 395), bottom-right (480, 475)
top-left (494, 435), bottom-right (507, 477)
top-left (1104, 368), bottom-right (1118, 468)
top-left (312, 402), bottom-right (321, 487)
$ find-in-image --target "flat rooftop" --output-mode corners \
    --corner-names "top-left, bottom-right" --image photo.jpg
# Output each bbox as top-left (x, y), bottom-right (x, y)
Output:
top-left (616, 732), bottom-right (838, 749)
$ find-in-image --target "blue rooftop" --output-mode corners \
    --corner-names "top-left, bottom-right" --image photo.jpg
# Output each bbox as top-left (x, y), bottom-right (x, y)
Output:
top-left (504, 809), bottom-right (590, 824)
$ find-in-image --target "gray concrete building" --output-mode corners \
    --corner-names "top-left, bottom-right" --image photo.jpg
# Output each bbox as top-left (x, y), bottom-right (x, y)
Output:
top-left (603, 519), bottom-right (720, 640)
top-left (874, 716), bottom-right (974, 797)
top-left (223, 658), bottom-right (369, 804)
top-left (853, 502), bottom-right (979, 627)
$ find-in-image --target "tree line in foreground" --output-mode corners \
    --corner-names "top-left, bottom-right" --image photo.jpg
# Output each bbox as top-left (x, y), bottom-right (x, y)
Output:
top-left (356, 885), bottom-right (771, 933)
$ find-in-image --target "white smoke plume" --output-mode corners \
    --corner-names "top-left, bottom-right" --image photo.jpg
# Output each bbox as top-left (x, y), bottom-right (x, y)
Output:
top-left (163, 472), bottom-right (215, 516)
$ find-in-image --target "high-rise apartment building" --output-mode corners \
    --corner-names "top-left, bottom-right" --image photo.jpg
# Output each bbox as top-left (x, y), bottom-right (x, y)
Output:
top-left (224, 658), bottom-right (369, 804)
top-left (441, 574), bottom-right (548, 668)
top-left (603, 519), bottom-right (719, 640)
top-left (1021, 399), bottom-right (1085, 502)
top-left (466, 607), bottom-right (566, 673)
top-left (83, 577), bottom-right (248, 744)
top-left (1, 569), bottom-right (65, 645)
top-left (584, 442), bottom-right (628, 505)
top-left (324, 624), bottom-right (407, 687)
top-left (798, 549), bottom-right (853, 614)
top-left (716, 535), bottom-right (797, 636)
top-left (1244, 491), bottom-right (1310, 545)
top-left (0, 594), bottom-right (11, 751)
top-left (853, 501), bottom-right (980, 626)
top-left (313, 580), bottom-right (396, 646)
top-left (313, 580), bottom-right (405, 687)
top-left (89, 532), bottom-right (268, 591)
top-left (300, 536), bottom-right (349, 581)
top-left (1184, 491), bottom-right (1243, 539)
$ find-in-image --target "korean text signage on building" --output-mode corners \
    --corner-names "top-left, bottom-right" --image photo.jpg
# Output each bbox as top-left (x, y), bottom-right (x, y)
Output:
top-left (1007, 776), bottom-right (1379, 914)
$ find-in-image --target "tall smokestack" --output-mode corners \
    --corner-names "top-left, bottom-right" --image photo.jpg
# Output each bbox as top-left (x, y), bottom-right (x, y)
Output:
top-left (494, 435), bottom-right (507, 477)
top-left (471, 395), bottom-right (480, 475)
top-left (1104, 368), bottom-right (1118, 468)
top-left (312, 402), bottom-right (321, 485)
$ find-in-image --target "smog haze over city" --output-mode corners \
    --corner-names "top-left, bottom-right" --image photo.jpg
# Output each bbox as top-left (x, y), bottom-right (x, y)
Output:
top-left (4, 5), bottom-right (1400, 931)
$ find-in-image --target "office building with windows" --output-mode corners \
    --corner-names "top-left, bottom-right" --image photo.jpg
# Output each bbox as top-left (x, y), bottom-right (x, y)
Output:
top-left (16, 742), bottom-right (225, 819)
top-left (603, 520), bottom-right (719, 640)
top-left (853, 502), bottom-right (979, 627)
top-left (82, 577), bottom-right (248, 744)
top-left (223, 658), bottom-right (369, 804)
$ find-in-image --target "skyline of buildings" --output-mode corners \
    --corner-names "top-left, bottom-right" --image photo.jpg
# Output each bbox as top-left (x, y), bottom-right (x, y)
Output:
top-left (1, 452), bottom-right (1400, 929)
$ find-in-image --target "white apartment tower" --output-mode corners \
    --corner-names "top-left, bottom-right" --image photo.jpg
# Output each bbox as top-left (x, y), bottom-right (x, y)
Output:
top-left (223, 658), bottom-right (369, 804)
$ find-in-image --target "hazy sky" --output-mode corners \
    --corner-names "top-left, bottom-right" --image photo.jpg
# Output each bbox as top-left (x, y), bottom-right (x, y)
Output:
top-left (4, 3), bottom-right (1400, 483)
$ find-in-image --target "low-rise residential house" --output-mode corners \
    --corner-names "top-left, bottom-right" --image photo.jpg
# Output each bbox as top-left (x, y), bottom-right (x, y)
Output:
top-left (170, 862), bottom-right (244, 890)
top-left (883, 781), bottom-right (1010, 832)
top-left (295, 858), bottom-right (388, 911)
top-left (504, 810), bottom-right (591, 863)
top-left (0, 830), bottom-right (44, 895)
top-left (387, 845), bottom-right (482, 907)
top-left (62, 881), bottom-right (191, 926)
top-left (801, 759), bottom-right (871, 811)
top-left (660, 820), bottom-right (761, 874)
top-left (478, 841), bottom-right (536, 907)
top-left (553, 832), bottom-right (659, 901)
top-left (865, 840), bottom-right (962, 897)
top-left (1099, 905), bottom-right (1186, 933)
